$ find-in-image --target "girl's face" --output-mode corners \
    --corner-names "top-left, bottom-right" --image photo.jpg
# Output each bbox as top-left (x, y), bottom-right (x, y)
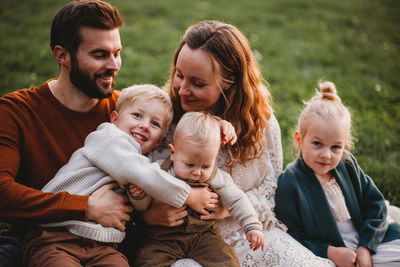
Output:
top-left (295, 115), bottom-right (348, 181)
top-left (173, 44), bottom-right (223, 113)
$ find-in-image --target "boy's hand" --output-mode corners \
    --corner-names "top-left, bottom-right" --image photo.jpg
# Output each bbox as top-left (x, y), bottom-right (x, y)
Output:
top-left (246, 230), bottom-right (264, 251)
top-left (356, 246), bottom-right (372, 267)
top-left (185, 187), bottom-right (219, 215)
top-left (128, 183), bottom-right (146, 200)
top-left (327, 246), bottom-right (357, 267)
top-left (220, 119), bottom-right (237, 145)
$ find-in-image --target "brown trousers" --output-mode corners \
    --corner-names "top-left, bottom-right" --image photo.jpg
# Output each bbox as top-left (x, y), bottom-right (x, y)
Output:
top-left (135, 227), bottom-right (239, 267)
top-left (23, 228), bottom-right (129, 267)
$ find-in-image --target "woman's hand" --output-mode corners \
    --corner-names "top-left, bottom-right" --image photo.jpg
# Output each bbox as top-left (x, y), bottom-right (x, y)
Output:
top-left (246, 229), bottom-right (265, 251)
top-left (356, 246), bottom-right (372, 267)
top-left (142, 199), bottom-right (187, 227)
top-left (87, 183), bottom-right (133, 231)
top-left (327, 245), bottom-right (357, 267)
top-left (220, 119), bottom-right (237, 145)
top-left (185, 187), bottom-right (219, 215)
top-left (200, 200), bottom-right (230, 220)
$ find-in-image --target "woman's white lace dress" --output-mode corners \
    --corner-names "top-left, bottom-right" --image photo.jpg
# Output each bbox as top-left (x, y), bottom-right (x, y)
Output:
top-left (172, 115), bottom-right (335, 266)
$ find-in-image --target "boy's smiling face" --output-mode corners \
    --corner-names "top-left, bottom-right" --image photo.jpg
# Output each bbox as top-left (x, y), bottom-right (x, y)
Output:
top-left (111, 98), bottom-right (167, 154)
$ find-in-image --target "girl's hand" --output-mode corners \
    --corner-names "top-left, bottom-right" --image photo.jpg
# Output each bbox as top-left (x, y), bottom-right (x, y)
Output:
top-left (327, 246), bottom-right (357, 267)
top-left (246, 230), bottom-right (265, 251)
top-left (200, 200), bottom-right (230, 220)
top-left (128, 183), bottom-right (146, 200)
top-left (142, 199), bottom-right (187, 227)
top-left (220, 119), bottom-right (237, 146)
top-left (185, 187), bottom-right (219, 215)
top-left (356, 246), bottom-right (372, 267)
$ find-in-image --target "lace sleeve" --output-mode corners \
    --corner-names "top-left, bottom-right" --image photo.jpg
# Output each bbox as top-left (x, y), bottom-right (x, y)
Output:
top-left (217, 114), bottom-right (285, 230)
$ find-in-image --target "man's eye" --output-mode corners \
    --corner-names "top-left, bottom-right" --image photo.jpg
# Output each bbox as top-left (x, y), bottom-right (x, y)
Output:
top-left (93, 53), bottom-right (106, 58)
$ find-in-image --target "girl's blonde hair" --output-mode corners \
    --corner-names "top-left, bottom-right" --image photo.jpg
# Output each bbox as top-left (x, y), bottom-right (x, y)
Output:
top-left (116, 84), bottom-right (173, 136)
top-left (298, 81), bottom-right (353, 150)
top-left (173, 111), bottom-right (221, 148)
top-left (167, 20), bottom-right (272, 166)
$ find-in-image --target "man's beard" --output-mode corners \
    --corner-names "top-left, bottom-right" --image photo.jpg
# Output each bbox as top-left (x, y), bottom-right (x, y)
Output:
top-left (69, 54), bottom-right (116, 99)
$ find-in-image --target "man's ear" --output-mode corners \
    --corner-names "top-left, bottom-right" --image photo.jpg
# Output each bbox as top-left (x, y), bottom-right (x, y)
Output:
top-left (294, 131), bottom-right (302, 150)
top-left (110, 111), bottom-right (118, 123)
top-left (53, 45), bottom-right (70, 66)
top-left (168, 144), bottom-right (175, 159)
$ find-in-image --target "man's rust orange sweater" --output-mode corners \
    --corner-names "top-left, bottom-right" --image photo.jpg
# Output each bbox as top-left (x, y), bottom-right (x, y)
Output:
top-left (0, 80), bottom-right (119, 229)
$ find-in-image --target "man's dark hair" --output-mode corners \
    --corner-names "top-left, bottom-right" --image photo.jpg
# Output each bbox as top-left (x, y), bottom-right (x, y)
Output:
top-left (50, 0), bottom-right (123, 53)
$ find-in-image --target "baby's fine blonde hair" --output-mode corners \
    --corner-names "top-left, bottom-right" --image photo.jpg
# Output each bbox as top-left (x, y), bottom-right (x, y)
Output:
top-left (173, 111), bottom-right (221, 148)
top-left (297, 81), bottom-right (353, 150)
top-left (116, 84), bottom-right (173, 136)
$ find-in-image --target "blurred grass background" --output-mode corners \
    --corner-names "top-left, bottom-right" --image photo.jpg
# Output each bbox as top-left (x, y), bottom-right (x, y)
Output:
top-left (0, 0), bottom-right (399, 206)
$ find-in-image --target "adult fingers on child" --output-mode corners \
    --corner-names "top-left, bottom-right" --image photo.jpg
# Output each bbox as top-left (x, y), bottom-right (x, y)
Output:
top-left (87, 183), bottom-right (133, 229)
top-left (142, 199), bottom-right (188, 227)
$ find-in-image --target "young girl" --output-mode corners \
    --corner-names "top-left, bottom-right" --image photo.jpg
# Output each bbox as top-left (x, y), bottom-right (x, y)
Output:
top-left (275, 81), bottom-right (400, 267)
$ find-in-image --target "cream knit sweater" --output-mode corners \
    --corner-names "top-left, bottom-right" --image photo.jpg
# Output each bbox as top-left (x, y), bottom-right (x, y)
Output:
top-left (41, 122), bottom-right (190, 243)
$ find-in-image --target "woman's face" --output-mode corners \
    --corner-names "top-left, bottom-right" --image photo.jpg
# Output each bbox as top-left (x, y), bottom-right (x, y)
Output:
top-left (173, 44), bottom-right (223, 112)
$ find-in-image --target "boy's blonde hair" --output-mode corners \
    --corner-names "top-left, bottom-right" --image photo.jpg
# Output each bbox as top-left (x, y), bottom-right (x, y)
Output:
top-left (297, 81), bottom-right (353, 150)
top-left (173, 111), bottom-right (221, 147)
top-left (116, 84), bottom-right (173, 136)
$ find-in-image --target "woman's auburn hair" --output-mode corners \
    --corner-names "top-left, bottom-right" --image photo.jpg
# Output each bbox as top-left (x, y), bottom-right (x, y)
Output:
top-left (167, 20), bottom-right (272, 166)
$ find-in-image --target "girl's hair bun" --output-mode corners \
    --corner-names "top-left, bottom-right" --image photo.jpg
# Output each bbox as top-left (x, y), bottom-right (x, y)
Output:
top-left (319, 81), bottom-right (338, 101)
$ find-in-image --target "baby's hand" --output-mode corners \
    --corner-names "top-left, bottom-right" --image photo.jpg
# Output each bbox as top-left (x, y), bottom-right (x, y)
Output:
top-left (128, 184), bottom-right (146, 200)
top-left (220, 119), bottom-right (237, 146)
top-left (246, 229), bottom-right (264, 251)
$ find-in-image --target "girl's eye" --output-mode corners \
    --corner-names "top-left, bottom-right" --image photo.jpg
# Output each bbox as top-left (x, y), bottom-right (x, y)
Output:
top-left (186, 163), bottom-right (194, 167)
top-left (312, 141), bottom-right (322, 147)
top-left (202, 165), bottom-right (210, 169)
top-left (132, 113), bottom-right (141, 118)
top-left (332, 145), bottom-right (342, 150)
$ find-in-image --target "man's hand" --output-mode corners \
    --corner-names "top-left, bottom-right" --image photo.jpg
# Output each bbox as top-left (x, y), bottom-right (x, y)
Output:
top-left (87, 183), bottom-right (133, 231)
top-left (142, 199), bottom-right (187, 227)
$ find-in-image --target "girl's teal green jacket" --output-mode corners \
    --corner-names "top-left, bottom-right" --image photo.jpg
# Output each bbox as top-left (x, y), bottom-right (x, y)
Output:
top-left (275, 152), bottom-right (400, 258)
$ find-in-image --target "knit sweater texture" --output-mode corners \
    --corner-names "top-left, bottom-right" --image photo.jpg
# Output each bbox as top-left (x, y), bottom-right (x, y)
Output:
top-left (0, 80), bottom-right (118, 231)
top-left (41, 122), bottom-right (190, 243)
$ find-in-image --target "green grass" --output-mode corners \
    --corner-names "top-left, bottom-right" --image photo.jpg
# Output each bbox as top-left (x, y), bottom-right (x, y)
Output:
top-left (0, 0), bottom-right (399, 206)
